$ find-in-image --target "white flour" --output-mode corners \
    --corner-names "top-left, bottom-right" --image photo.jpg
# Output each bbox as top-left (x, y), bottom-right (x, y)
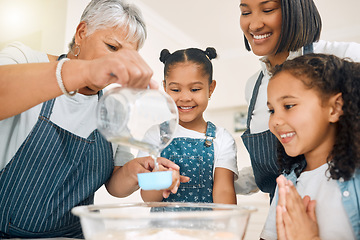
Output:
top-left (88, 228), bottom-right (238, 240)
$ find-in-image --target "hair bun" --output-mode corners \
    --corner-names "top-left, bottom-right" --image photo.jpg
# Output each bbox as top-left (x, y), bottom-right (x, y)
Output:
top-left (159, 49), bottom-right (171, 63)
top-left (204, 47), bottom-right (217, 60)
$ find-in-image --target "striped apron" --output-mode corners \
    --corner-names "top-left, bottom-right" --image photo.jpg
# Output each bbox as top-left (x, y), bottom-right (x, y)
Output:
top-left (241, 44), bottom-right (314, 201)
top-left (0, 94), bottom-right (113, 238)
top-left (161, 122), bottom-right (216, 203)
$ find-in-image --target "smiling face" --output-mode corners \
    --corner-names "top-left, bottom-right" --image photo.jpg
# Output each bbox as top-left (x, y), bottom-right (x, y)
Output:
top-left (164, 62), bottom-right (216, 132)
top-left (267, 71), bottom-right (337, 168)
top-left (240, 0), bottom-right (283, 59)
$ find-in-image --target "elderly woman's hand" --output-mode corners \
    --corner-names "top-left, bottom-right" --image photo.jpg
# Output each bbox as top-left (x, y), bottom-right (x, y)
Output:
top-left (83, 48), bottom-right (154, 92)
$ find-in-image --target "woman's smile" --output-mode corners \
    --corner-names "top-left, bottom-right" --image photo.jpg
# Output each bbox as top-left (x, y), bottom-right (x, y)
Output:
top-left (251, 32), bottom-right (272, 40)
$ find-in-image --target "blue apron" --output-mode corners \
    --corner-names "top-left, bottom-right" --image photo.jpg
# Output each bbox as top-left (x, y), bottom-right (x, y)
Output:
top-left (241, 44), bottom-right (313, 201)
top-left (161, 122), bottom-right (216, 203)
top-left (0, 93), bottom-right (113, 238)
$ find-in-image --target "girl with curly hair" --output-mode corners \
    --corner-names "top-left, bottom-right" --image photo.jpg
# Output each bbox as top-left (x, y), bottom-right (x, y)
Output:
top-left (262, 53), bottom-right (360, 239)
top-left (138, 47), bottom-right (239, 204)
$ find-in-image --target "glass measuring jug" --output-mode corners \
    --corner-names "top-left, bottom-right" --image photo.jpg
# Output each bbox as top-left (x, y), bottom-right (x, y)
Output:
top-left (96, 86), bottom-right (178, 190)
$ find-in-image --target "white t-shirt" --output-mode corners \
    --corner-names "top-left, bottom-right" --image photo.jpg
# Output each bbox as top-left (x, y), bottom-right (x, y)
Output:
top-left (245, 40), bottom-right (360, 134)
top-left (0, 42), bottom-right (133, 170)
top-left (260, 164), bottom-right (355, 240)
top-left (133, 124), bottom-right (239, 179)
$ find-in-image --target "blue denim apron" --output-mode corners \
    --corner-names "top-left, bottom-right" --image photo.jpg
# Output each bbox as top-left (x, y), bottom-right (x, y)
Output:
top-left (0, 92), bottom-right (113, 238)
top-left (241, 44), bottom-right (313, 201)
top-left (161, 122), bottom-right (216, 203)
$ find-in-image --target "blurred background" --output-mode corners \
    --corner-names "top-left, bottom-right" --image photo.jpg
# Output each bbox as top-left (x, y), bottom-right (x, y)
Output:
top-left (1, 0), bottom-right (359, 238)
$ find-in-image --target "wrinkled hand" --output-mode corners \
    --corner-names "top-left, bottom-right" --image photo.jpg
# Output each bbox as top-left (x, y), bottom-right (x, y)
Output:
top-left (120, 156), bottom-right (156, 184)
top-left (85, 48), bottom-right (155, 92)
top-left (276, 175), bottom-right (320, 240)
top-left (124, 156), bottom-right (178, 174)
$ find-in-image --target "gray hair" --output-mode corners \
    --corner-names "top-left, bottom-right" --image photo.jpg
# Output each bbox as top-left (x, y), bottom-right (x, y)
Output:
top-left (68, 0), bottom-right (147, 51)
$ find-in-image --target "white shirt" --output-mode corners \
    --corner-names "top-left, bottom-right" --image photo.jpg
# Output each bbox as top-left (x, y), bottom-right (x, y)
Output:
top-left (261, 164), bottom-right (355, 240)
top-left (134, 124), bottom-right (239, 179)
top-left (0, 42), bottom-right (133, 170)
top-left (245, 40), bottom-right (360, 134)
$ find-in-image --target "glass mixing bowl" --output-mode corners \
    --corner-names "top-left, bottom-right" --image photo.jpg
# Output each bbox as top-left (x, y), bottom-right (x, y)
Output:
top-left (72, 202), bottom-right (256, 240)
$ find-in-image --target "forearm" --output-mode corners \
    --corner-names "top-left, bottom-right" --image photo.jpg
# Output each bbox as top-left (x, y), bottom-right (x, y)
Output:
top-left (0, 61), bottom-right (87, 120)
top-left (213, 168), bottom-right (237, 204)
top-left (105, 166), bottom-right (140, 198)
top-left (213, 188), bottom-right (237, 204)
top-left (140, 189), bottom-right (164, 202)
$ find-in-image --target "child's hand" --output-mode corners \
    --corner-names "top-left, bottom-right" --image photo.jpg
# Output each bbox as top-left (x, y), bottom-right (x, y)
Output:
top-left (155, 163), bottom-right (190, 198)
top-left (105, 156), bottom-right (180, 198)
top-left (276, 176), bottom-right (320, 240)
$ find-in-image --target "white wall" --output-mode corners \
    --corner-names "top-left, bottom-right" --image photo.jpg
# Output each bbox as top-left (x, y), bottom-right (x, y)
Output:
top-left (0, 0), bottom-right (67, 54)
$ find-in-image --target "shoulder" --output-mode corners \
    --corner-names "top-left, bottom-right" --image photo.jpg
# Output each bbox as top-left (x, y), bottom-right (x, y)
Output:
top-left (314, 40), bottom-right (360, 62)
top-left (213, 125), bottom-right (237, 154)
top-left (215, 126), bottom-right (235, 142)
top-left (0, 41), bottom-right (48, 65)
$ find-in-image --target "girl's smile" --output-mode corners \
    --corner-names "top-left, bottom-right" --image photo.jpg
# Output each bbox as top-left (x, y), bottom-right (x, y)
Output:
top-left (164, 62), bottom-right (215, 132)
top-left (267, 71), bottom-right (337, 169)
top-left (178, 105), bottom-right (196, 111)
top-left (279, 131), bottom-right (296, 144)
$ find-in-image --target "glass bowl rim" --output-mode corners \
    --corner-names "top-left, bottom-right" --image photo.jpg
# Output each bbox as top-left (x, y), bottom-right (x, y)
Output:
top-left (72, 202), bottom-right (257, 220)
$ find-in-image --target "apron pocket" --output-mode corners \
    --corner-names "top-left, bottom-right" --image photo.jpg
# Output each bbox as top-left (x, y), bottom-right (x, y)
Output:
top-left (169, 155), bottom-right (204, 188)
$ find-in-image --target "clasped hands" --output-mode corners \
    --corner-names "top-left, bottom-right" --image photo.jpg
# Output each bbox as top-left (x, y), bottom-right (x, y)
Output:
top-left (276, 175), bottom-right (320, 240)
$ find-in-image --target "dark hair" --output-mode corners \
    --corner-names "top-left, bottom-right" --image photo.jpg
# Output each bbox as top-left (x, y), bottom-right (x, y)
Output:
top-left (160, 47), bottom-right (217, 85)
top-left (272, 53), bottom-right (360, 181)
top-left (244, 0), bottom-right (322, 54)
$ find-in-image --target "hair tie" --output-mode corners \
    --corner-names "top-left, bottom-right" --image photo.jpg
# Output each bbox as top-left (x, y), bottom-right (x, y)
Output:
top-left (159, 49), bottom-right (171, 64)
top-left (204, 47), bottom-right (217, 60)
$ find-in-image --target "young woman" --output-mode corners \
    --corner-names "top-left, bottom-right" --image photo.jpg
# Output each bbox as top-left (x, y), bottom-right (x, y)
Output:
top-left (239, 0), bottom-right (360, 200)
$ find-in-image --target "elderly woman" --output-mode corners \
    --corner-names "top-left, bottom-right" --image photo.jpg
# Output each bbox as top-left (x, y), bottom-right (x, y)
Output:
top-left (0, 0), bottom-right (180, 238)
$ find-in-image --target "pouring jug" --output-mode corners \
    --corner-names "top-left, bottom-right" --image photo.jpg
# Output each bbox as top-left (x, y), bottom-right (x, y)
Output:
top-left (96, 86), bottom-right (178, 190)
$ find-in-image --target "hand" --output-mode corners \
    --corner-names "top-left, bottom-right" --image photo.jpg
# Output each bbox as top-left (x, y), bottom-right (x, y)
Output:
top-left (123, 156), bottom-right (179, 176)
top-left (276, 176), bottom-right (320, 240)
top-left (106, 156), bottom-right (175, 198)
top-left (84, 48), bottom-right (153, 92)
top-left (154, 158), bottom-right (190, 198)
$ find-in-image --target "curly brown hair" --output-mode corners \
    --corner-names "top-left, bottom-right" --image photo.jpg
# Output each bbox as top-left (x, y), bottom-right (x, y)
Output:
top-left (271, 53), bottom-right (360, 180)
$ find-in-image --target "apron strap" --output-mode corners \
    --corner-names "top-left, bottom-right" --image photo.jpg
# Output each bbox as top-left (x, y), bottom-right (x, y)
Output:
top-left (39, 99), bottom-right (55, 119)
top-left (205, 121), bottom-right (216, 138)
top-left (303, 43), bottom-right (314, 55)
top-left (204, 121), bottom-right (216, 147)
top-left (38, 54), bottom-right (68, 119)
top-left (246, 71), bottom-right (264, 128)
